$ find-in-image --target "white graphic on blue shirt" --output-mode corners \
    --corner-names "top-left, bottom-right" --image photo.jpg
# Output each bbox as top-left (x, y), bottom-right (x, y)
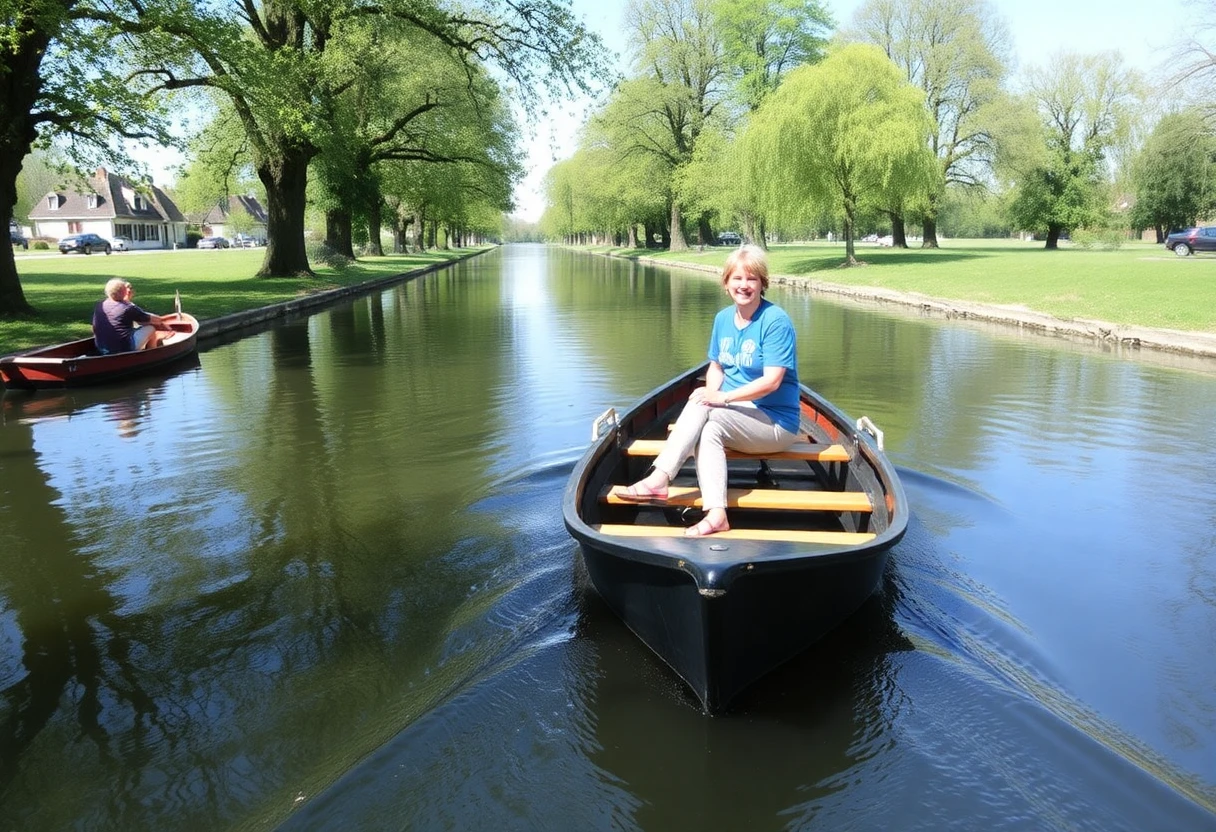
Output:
top-left (717, 337), bottom-right (735, 366)
top-left (718, 336), bottom-right (758, 367)
top-left (739, 339), bottom-right (757, 367)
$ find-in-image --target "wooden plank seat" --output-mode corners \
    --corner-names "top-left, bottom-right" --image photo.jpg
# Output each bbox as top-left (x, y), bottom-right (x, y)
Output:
top-left (602, 485), bottom-right (873, 512)
top-left (624, 438), bottom-right (850, 463)
top-left (594, 524), bottom-right (876, 545)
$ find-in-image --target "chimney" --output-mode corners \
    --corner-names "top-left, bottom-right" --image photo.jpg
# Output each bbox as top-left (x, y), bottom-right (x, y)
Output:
top-left (95, 167), bottom-right (107, 180)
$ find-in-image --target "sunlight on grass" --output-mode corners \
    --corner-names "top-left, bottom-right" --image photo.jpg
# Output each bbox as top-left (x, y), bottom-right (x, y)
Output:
top-left (597, 240), bottom-right (1216, 334)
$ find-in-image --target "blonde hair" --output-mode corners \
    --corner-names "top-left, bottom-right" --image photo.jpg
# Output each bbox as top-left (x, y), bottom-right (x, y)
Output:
top-left (104, 278), bottom-right (129, 300)
top-left (721, 244), bottom-right (770, 293)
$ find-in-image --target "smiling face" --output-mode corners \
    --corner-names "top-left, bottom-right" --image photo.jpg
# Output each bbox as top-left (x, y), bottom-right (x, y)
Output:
top-left (725, 267), bottom-right (764, 312)
top-left (720, 244), bottom-right (769, 313)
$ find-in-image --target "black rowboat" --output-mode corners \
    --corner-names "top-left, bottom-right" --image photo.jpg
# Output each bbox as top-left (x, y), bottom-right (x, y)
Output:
top-left (562, 363), bottom-right (908, 713)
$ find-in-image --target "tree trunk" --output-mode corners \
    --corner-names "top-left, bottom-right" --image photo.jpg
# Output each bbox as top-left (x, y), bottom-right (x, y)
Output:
top-left (697, 213), bottom-right (713, 247)
top-left (325, 209), bottom-right (354, 258)
top-left (412, 211), bottom-right (424, 251)
top-left (1045, 224), bottom-right (1062, 249)
top-left (0, 28), bottom-right (49, 316)
top-left (1154, 225), bottom-right (1164, 244)
top-left (0, 156), bottom-right (34, 316)
top-left (668, 200), bottom-right (688, 251)
top-left (627, 224), bottom-right (638, 248)
top-left (843, 201), bottom-right (859, 265)
top-left (756, 216), bottom-right (768, 251)
top-left (366, 199), bottom-right (384, 256)
top-left (257, 149), bottom-right (315, 277)
top-left (921, 213), bottom-right (940, 249)
top-left (889, 211), bottom-right (908, 248)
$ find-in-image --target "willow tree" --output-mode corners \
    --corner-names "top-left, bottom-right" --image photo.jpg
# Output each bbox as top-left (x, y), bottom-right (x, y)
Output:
top-left (744, 43), bottom-right (937, 265)
top-left (136, 0), bottom-right (602, 277)
top-left (849, 0), bottom-right (1011, 248)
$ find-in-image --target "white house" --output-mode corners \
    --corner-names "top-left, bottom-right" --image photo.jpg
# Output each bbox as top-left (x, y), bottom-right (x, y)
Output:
top-left (28, 167), bottom-right (189, 249)
top-left (192, 195), bottom-right (269, 241)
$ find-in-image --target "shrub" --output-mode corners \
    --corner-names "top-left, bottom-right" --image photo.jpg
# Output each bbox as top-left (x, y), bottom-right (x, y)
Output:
top-left (33, 240), bottom-right (50, 250)
top-left (1072, 227), bottom-right (1126, 250)
top-left (307, 242), bottom-right (354, 271)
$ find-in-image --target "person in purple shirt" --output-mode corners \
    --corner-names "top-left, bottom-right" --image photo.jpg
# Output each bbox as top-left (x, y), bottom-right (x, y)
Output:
top-left (617, 245), bottom-right (801, 537)
top-left (92, 278), bottom-right (172, 354)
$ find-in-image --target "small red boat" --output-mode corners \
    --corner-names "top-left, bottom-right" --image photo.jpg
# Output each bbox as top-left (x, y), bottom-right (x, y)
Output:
top-left (0, 312), bottom-right (200, 390)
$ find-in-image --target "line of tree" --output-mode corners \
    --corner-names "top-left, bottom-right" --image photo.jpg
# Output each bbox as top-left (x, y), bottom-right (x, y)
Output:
top-left (1, 0), bottom-right (608, 317)
top-left (539, 0), bottom-right (1216, 260)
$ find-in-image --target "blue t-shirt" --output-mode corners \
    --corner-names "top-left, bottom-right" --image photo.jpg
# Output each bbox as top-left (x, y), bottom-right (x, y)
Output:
top-left (707, 299), bottom-right (801, 434)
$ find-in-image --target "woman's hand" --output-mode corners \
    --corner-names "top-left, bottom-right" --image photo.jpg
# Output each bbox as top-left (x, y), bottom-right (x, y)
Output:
top-left (690, 387), bottom-right (728, 407)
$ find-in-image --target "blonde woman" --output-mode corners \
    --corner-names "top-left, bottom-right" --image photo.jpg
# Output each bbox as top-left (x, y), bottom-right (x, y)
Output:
top-left (619, 245), bottom-right (801, 537)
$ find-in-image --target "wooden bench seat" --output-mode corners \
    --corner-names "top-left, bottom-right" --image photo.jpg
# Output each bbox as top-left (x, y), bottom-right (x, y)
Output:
top-left (624, 438), bottom-right (850, 463)
top-left (594, 524), bottom-right (876, 545)
top-left (602, 485), bottom-right (872, 513)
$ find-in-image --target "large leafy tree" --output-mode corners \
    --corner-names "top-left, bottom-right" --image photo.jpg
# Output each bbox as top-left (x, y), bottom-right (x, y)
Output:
top-left (137, 0), bottom-right (603, 277)
top-left (1006, 51), bottom-right (1140, 249)
top-left (1129, 109), bottom-right (1216, 241)
top-left (1, 0), bottom-right (178, 316)
top-left (711, 0), bottom-right (833, 246)
top-left (848, 0), bottom-right (1011, 248)
top-left (622, 0), bottom-right (728, 251)
top-left (744, 43), bottom-right (937, 264)
top-left (313, 28), bottom-right (521, 258)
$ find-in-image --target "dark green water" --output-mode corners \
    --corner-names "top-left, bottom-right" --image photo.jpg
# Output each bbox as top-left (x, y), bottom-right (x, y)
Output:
top-left (1, 245), bottom-right (1214, 830)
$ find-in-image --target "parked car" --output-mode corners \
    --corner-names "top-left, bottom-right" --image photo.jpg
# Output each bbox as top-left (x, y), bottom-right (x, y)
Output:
top-left (1165, 226), bottom-right (1216, 257)
top-left (716, 231), bottom-right (742, 246)
top-left (197, 236), bottom-right (230, 249)
top-left (10, 228), bottom-right (27, 250)
top-left (58, 233), bottom-right (112, 255)
top-left (232, 233), bottom-right (265, 248)
top-left (110, 236), bottom-right (132, 251)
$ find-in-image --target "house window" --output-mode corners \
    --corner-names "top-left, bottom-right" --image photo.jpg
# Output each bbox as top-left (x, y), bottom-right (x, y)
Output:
top-left (69, 222), bottom-right (82, 234)
top-left (47, 195), bottom-right (59, 210)
top-left (87, 194), bottom-right (98, 209)
top-left (133, 195), bottom-right (145, 211)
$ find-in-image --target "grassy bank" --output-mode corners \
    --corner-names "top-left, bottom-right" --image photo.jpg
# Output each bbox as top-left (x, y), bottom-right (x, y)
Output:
top-left (1, 247), bottom-right (482, 355)
top-left (588, 238), bottom-right (1216, 334)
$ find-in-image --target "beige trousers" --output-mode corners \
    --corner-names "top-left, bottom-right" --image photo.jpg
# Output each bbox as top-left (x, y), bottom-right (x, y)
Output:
top-left (652, 402), bottom-right (798, 510)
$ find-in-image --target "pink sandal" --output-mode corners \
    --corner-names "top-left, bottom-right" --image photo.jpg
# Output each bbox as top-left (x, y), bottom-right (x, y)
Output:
top-left (685, 516), bottom-right (730, 537)
top-left (617, 481), bottom-right (669, 502)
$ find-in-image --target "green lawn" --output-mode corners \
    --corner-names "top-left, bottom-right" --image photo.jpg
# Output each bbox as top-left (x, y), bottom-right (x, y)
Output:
top-left (1, 247), bottom-right (481, 355)
top-left (590, 238), bottom-right (1216, 334)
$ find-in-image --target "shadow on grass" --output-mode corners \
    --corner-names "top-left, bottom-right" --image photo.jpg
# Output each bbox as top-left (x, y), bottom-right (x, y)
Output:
top-left (783, 248), bottom-right (986, 274)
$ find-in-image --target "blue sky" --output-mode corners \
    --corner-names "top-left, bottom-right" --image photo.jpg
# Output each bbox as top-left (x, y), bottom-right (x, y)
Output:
top-left (511, 0), bottom-right (1191, 221)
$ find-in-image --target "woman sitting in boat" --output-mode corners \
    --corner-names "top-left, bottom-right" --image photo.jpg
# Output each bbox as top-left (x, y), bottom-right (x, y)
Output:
top-left (92, 278), bottom-right (173, 354)
top-left (619, 244), bottom-right (801, 537)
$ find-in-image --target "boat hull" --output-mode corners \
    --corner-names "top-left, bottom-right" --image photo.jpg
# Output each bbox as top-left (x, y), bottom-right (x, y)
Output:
top-left (1, 313), bottom-right (200, 390)
top-left (563, 363), bottom-right (907, 713)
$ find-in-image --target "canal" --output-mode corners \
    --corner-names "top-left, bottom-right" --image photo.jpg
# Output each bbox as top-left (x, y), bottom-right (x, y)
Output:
top-left (1, 245), bottom-right (1214, 830)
